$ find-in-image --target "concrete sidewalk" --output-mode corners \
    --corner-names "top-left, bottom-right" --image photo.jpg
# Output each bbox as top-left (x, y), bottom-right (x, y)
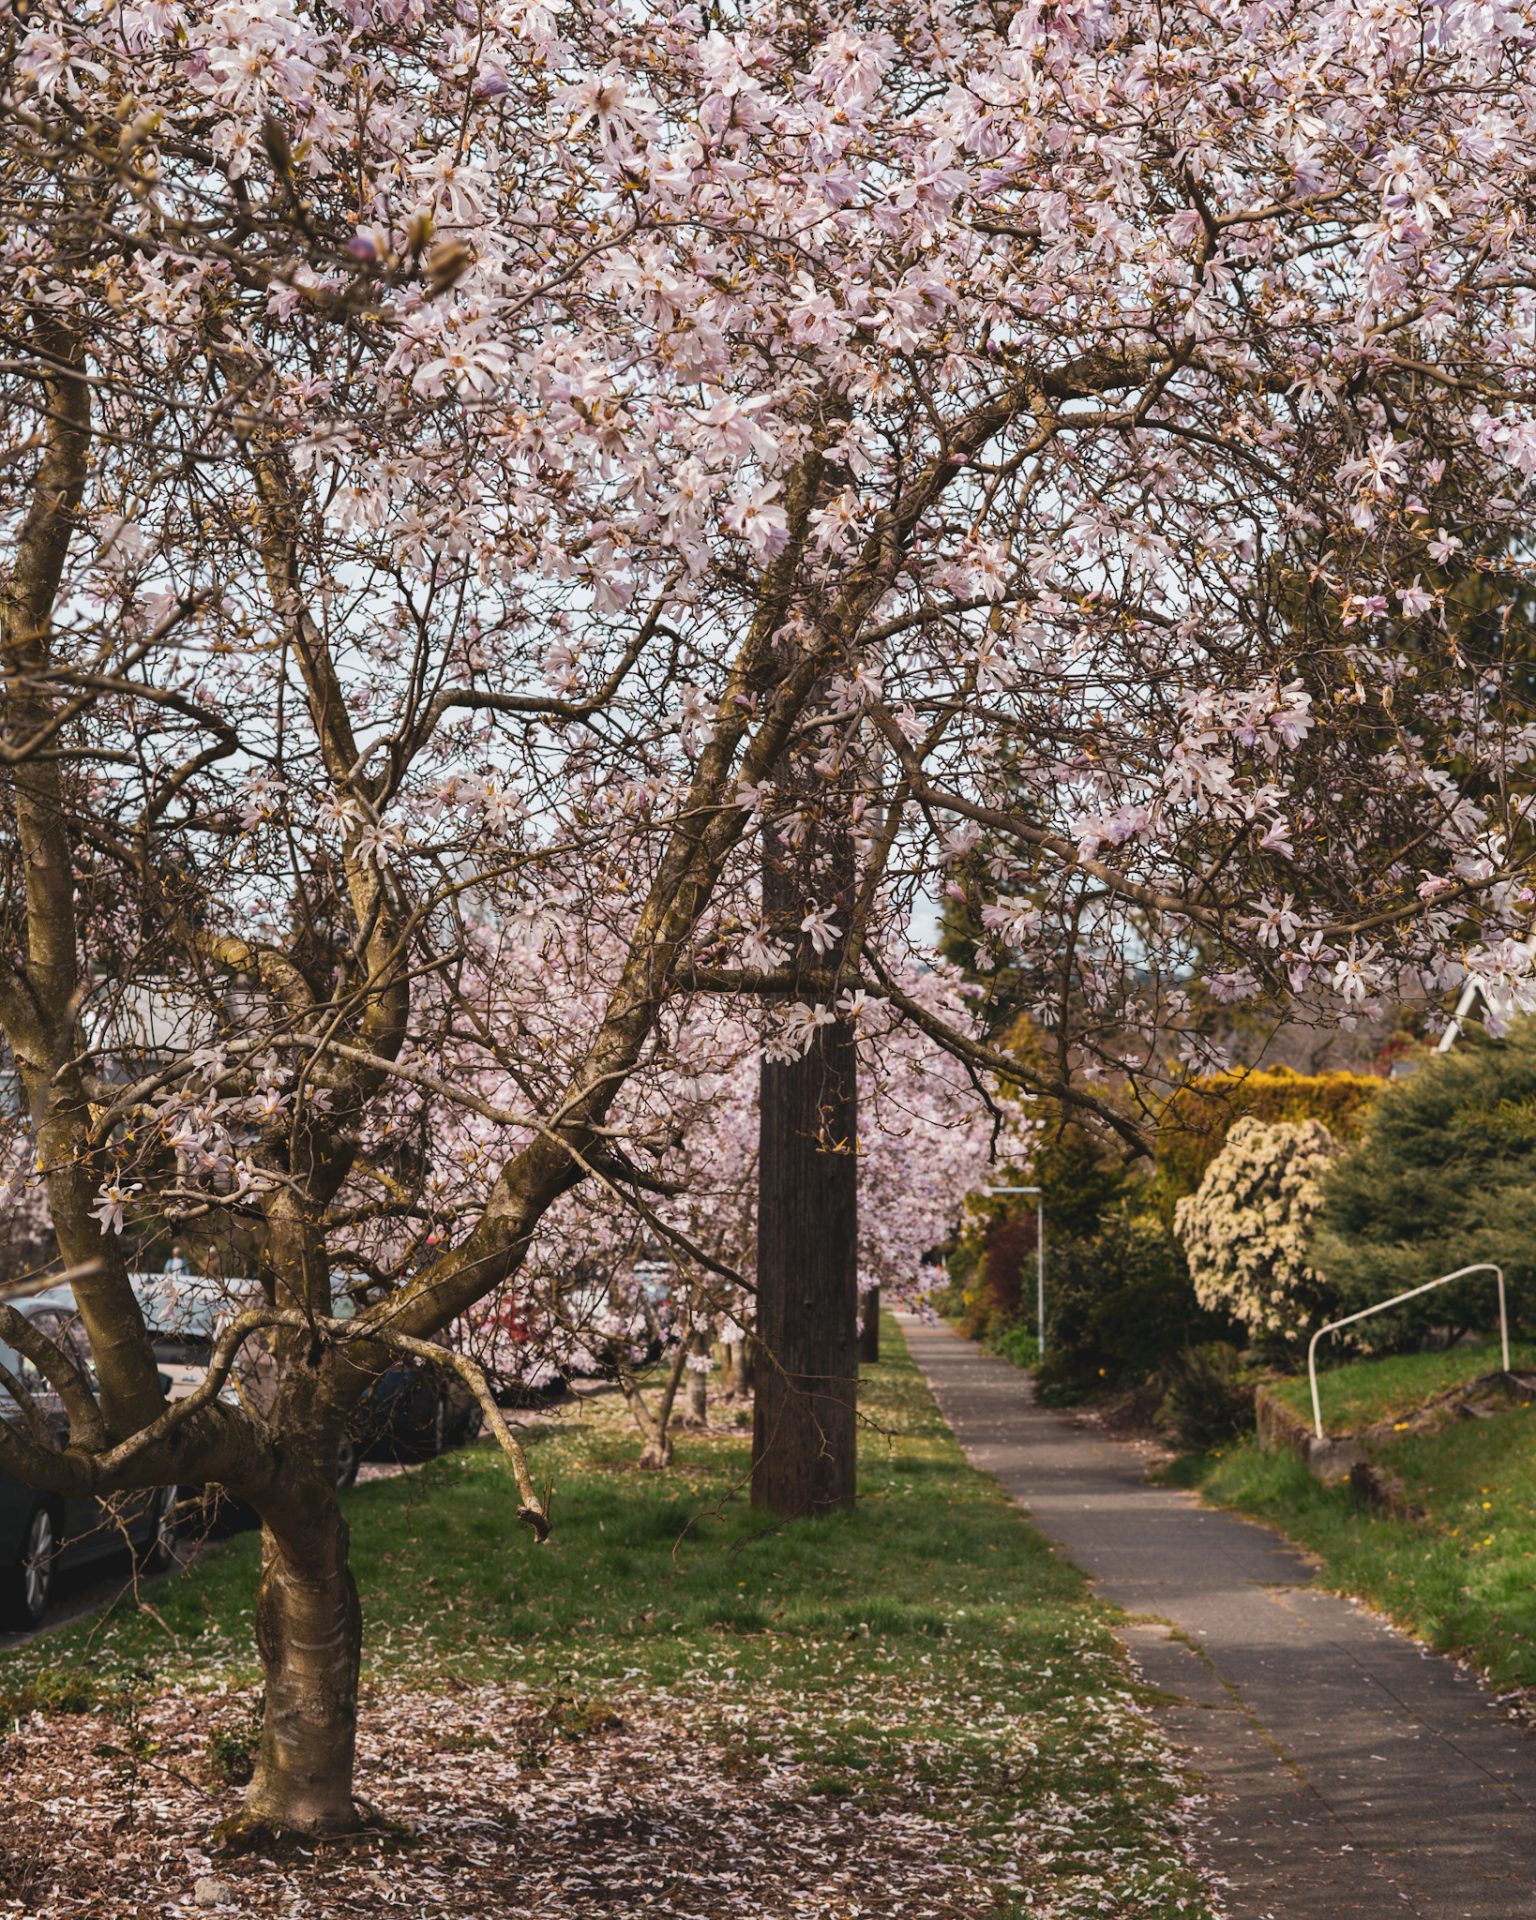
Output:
top-left (898, 1315), bottom-right (1536, 1919)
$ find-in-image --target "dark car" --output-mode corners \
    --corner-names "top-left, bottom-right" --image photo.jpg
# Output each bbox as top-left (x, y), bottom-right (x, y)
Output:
top-left (129, 1271), bottom-right (481, 1486)
top-left (0, 1287), bottom-right (178, 1630)
top-left (333, 1290), bottom-right (482, 1461)
top-left (351, 1359), bottom-right (481, 1460)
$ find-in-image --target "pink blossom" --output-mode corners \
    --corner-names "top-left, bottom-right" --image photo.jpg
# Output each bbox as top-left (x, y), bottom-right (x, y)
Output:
top-left (799, 905), bottom-right (843, 955)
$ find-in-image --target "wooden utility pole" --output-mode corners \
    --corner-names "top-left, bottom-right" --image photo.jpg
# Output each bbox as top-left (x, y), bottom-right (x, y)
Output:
top-left (751, 795), bottom-right (859, 1516)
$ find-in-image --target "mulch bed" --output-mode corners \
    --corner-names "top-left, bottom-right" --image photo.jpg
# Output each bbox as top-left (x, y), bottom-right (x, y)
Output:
top-left (0, 1684), bottom-right (1002, 1919)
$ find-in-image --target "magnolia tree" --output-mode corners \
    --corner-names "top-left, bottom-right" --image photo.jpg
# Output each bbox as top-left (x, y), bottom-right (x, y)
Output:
top-left (854, 981), bottom-right (1009, 1318)
top-left (481, 969), bottom-right (995, 1470)
top-left (5, 0), bottom-right (1536, 1836)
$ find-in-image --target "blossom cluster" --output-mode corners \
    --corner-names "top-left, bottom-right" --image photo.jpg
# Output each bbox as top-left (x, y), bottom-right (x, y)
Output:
top-left (1174, 1118), bottom-right (1340, 1343)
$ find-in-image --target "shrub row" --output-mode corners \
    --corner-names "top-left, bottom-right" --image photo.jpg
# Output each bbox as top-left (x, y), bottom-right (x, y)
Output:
top-left (952, 1021), bottom-right (1536, 1435)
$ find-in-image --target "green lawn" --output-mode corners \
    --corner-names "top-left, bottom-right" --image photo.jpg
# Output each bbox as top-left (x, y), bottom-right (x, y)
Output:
top-left (1270, 1337), bottom-right (1536, 1432)
top-left (5, 1319), bottom-right (1213, 1918)
top-left (1188, 1393), bottom-right (1536, 1693)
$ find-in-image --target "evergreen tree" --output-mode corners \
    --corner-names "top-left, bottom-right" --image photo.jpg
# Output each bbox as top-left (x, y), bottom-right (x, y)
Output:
top-left (1312, 1025), bottom-right (1536, 1346)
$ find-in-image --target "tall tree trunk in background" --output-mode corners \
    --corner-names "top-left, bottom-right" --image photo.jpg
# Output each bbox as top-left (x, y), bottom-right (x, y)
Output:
top-left (859, 1286), bottom-right (880, 1363)
top-left (752, 798), bottom-right (859, 1516)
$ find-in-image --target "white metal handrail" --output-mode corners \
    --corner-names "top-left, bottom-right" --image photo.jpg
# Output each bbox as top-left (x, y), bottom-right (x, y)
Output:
top-left (1307, 1263), bottom-right (1509, 1440)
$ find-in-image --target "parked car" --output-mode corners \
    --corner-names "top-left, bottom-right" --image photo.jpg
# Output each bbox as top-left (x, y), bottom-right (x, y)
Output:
top-left (321, 1289), bottom-right (483, 1463)
top-left (353, 1356), bottom-right (482, 1460)
top-left (0, 1268), bottom-right (486, 1628)
top-left (556, 1262), bottom-right (675, 1378)
top-left (131, 1271), bottom-right (482, 1476)
top-left (132, 1272), bottom-right (388, 1485)
top-left (126, 1272), bottom-right (274, 1515)
top-left (0, 1287), bottom-right (178, 1629)
top-left (130, 1271), bottom-right (244, 1404)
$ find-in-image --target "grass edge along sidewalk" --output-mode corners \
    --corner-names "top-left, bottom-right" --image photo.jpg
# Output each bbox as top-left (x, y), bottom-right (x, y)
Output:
top-left (0, 1318), bottom-right (1216, 1919)
top-left (1176, 1340), bottom-right (1536, 1699)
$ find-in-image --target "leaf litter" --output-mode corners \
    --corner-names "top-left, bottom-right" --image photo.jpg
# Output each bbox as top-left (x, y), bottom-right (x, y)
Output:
top-left (0, 1670), bottom-right (1215, 1919)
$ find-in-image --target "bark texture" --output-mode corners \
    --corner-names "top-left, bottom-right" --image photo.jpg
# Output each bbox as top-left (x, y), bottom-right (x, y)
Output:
top-left (859, 1287), bottom-right (880, 1362)
top-left (244, 1490), bottom-right (363, 1835)
top-left (752, 1013), bottom-right (859, 1514)
top-left (751, 741), bottom-right (860, 1516)
top-left (623, 1330), bottom-right (691, 1471)
top-left (684, 1331), bottom-right (709, 1426)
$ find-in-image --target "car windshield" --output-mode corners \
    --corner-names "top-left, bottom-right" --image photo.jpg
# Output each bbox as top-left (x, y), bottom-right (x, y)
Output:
top-left (130, 1272), bottom-right (256, 1340)
top-left (152, 1335), bottom-right (211, 1366)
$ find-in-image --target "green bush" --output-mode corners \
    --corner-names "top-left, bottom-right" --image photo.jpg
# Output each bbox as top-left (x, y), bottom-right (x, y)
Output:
top-left (1312, 1022), bottom-right (1536, 1347)
top-left (925, 1280), bottom-right (968, 1323)
top-left (1032, 1213), bottom-right (1238, 1405)
top-left (1029, 1234), bottom-right (1105, 1402)
top-left (1156, 1343), bottom-right (1258, 1451)
top-left (985, 1322), bottom-right (1040, 1370)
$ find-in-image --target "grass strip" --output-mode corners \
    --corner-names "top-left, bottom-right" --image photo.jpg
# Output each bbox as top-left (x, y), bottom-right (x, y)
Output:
top-left (4, 1318), bottom-right (1215, 1919)
top-left (1179, 1392), bottom-right (1536, 1694)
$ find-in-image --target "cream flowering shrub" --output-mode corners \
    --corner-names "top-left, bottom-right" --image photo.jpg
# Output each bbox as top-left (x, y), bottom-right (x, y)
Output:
top-left (1174, 1117), bottom-right (1340, 1344)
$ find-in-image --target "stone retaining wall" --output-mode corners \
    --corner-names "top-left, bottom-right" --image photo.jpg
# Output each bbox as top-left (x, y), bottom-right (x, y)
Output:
top-left (1255, 1369), bottom-right (1536, 1517)
top-left (1254, 1384), bottom-right (1363, 1482)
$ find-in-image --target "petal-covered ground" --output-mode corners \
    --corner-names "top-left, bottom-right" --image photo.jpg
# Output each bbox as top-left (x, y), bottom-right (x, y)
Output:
top-left (0, 1676), bottom-right (1210, 1918)
top-left (0, 1340), bottom-right (1218, 1918)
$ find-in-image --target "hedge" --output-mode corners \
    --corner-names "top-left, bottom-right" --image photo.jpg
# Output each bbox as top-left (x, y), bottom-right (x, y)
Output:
top-left (1153, 1065), bottom-right (1383, 1216)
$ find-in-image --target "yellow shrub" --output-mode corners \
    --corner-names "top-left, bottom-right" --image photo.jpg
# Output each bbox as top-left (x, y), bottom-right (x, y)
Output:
top-left (1153, 1066), bottom-right (1382, 1216)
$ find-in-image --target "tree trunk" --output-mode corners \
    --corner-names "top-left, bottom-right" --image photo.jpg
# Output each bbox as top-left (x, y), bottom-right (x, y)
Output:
top-left (752, 1010), bottom-right (859, 1515)
top-left (241, 1490), bottom-right (362, 1836)
top-left (624, 1334), bottom-right (690, 1470)
top-left (859, 1285), bottom-right (880, 1363)
top-left (752, 737), bottom-right (860, 1517)
top-left (684, 1332), bottom-right (709, 1426)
